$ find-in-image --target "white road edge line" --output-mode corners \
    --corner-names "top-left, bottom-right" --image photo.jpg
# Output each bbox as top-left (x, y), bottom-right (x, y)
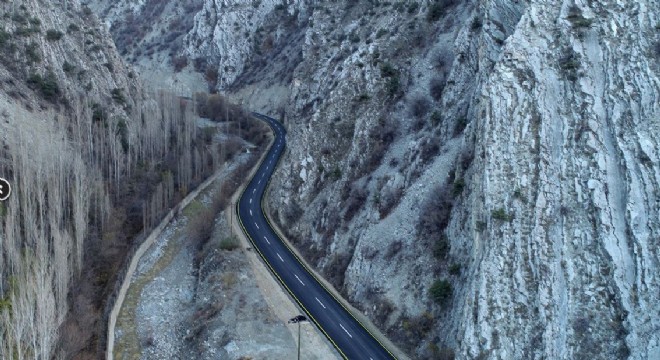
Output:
top-left (339, 323), bottom-right (353, 338)
top-left (315, 297), bottom-right (326, 309)
top-left (264, 236), bottom-right (270, 244)
top-left (277, 253), bottom-right (284, 262)
top-left (294, 274), bottom-right (305, 286)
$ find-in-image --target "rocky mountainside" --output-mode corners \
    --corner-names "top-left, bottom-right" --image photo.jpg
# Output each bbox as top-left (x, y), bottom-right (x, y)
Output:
top-left (0, 1), bottom-right (252, 359)
top-left (92, 0), bottom-right (659, 359)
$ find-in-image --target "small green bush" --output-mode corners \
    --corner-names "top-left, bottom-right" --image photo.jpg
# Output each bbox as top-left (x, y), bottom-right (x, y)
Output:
top-left (27, 71), bottom-right (60, 101)
top-left (67, 24), bottom-right (80, 33)
top-left (409, 95), bottom-right (430, 118)
top-left (25, 43), bottom-right (40, 63)
top-left (566, 6), bottom-right (593, 28)
top-left (558, 50), bottom-right (580, 81)
top-left (219, 236), bottom-right (240, 250)
top-left (116, 118), bottom-right (129, 153)
top-left (329, 167), bottom-right (342, 181)
top-left (433, 235), bottom-right (450, 258)
top-left (492, 207), bottom-right (513, 222)
top-left (91, 103), bottom-right (107, 123)
top-left (428, 0), bottom-right (457, 22)
top-left (386, 76), bottom-right (401, 97)
top-left (448, 263), bottom-right (461, 275)
top-left (430, 75), bottom-right (446, 100)
top-left (429, 279), bottom-right (452, 303)
top-left (62, 61), bottom-right (75, 74)
top-left (380, 62), bottom-right (397, 77)
top-left (0, 29), bottom-right (9, 46)
top-left (12, 13), bottom-right (28, 25)
top-left (453, 116), bottom-right (468, 136)
top-left (45, 29), bottom-right (64, 41)
top-left (452, 178), bottom-right (465, 196)
top-left (471, 16), bottom-right (483, 31)
top-left (355, 93), bottom-right (371, 103)
top-left (430, 111), bottom-right (442, 126)
top-left (349, 31), bottom-right (360, 43)
top-left (15, 26), bottom-right (39, 37)
top-left (111, 88), bottom-right (126, 105)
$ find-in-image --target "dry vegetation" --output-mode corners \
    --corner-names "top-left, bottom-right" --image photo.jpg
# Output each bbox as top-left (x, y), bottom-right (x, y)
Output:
top-left (0, 76), bottom-right (268, 360)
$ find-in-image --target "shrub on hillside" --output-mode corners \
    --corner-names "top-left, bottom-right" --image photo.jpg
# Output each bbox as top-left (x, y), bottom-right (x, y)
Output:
top-left (205, 67), bottom-right (219, 90)
top-left (111, 88), bottom-right (126, 105)
top-left (410, 95), bottom-right (431, 119)
top-left (433, 234), bottom-right (450, 258)
top-left (378, 186), bottom-right (402, 219)
top-left (427, 0), bottom-right (458, 22)
top-left (172, 55), bottom-right (188, 72)
top-left (566, 5), bottom-right (593, 28)
top-left (67, 24), bottom-right (80, 33)
top-left (419, 180), bottom-right (454, 239)
top-left (492, 207), bottom-right (513, 222)
top-left (420, 139), bottom-right (440, 163)
top-left (62, 61), bottom-right (75, 74)
top-left (25, 42), bottom-right (41, 63)
top-left (429, 75), bottom-right (446, 100)
top-left (45, 29), bottom-right (64, 41)
top-left (386, 76), bottom-right (401, 97)
top-left (344, 183), bottom-right (368, 222)
top-left (27, 71), bottom-right (60, 101)
top-left (219, 236), bottom-right (240, 250)
top-left (429, 278), bottom-right (452, 304)
top-left (380, 62), bottom-right (398, 77)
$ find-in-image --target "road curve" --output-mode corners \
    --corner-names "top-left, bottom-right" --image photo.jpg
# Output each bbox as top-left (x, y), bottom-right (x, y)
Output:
top-left (237, 113), bottom-right (397, 360)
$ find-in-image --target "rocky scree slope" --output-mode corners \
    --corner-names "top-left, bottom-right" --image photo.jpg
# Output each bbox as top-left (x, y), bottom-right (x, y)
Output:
top-left (95, 0), bottom-right (659, 359)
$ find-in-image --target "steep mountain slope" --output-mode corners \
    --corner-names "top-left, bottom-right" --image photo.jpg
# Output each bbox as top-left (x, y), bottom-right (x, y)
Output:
top-left (92, 0), bottom-right (659, 359)
top-left (0, 1), bottom-right (256, 359)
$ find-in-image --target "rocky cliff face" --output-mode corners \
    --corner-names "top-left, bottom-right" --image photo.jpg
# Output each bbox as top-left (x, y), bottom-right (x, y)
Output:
top-left (93, 0), bottom-right (659, 358)
top-left (459, 1), bottom-right (659, 358)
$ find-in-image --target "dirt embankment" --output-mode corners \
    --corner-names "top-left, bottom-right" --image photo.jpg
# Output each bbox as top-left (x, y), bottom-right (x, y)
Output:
top-left (112, 143), bottom-right (339, 360)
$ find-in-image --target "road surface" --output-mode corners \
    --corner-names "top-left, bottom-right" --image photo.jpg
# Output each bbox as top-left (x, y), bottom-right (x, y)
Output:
top-left (236, 113), bottom-right (397, 360)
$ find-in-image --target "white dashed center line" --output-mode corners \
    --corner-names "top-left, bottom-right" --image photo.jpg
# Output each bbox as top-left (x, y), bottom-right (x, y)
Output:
top-left (249, 198), bottom-right (252, 204)
top-left (263, 236), bottom-right (270, 244)
top-left (294, 274), bottom-right (305, 286)
top-left (249, 209), bottom-right (253, 216)
top-left (339, 324), bottom-right (353, 338)
top-left (315, 297), bottom-right (326, 309)
top-left (254, 222), bottom-right (259, 229)
top-left (277, 253), bottom-right (284, 262)
top-left (253, 188), bottom-right (256, 194)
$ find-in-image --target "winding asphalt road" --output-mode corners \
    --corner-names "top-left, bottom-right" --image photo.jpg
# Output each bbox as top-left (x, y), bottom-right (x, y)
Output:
top-left (237, 113), bottom-right (397, 360)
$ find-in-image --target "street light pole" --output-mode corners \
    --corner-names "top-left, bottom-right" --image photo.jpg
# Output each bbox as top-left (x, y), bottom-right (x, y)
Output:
top-left (288, 315), bottom-right (308, 360)
top-left (231, 201), bottom-right (235, 236)
top-left (297, 320), bottom-right (301, 360)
